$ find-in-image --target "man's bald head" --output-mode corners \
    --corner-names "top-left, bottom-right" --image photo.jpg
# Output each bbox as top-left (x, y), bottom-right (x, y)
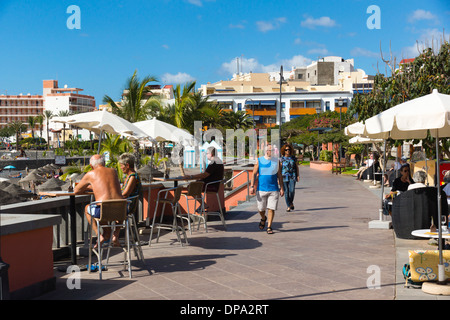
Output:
top-left (90, 154), bottom-right (105, 168)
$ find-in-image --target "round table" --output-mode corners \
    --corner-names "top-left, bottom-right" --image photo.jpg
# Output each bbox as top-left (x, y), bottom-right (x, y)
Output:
top-left (411, 229), bottom-right (450, 239)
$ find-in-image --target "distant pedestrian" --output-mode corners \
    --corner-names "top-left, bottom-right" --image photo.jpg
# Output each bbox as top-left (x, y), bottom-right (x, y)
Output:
top-left (250, 143), bottom-right (284, 234)
top-left (280, 144), bottom-right (299, 212)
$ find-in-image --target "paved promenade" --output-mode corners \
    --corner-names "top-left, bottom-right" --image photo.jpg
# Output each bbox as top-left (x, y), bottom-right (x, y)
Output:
top-left (36, 165), bottom-right (450, 301)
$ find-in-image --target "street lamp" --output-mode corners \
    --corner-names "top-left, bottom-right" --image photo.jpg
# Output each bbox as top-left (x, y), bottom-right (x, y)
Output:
top-left (278, 65), bottom-right (285, 147)
top-left (338, 97), bottom-right (344, 160)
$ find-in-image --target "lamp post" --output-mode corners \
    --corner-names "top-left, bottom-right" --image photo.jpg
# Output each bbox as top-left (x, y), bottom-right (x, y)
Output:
top-left (338, 97), bottom-right (344, 161)
top-left (278, 65), bottom-right (284, 147)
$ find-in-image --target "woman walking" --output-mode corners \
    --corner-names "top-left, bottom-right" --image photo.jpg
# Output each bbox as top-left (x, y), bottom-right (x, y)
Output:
top-left (280, 144), bottom-right (299, 212)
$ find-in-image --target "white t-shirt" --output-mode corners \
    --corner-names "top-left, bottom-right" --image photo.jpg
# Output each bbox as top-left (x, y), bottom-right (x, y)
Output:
top-left (408, 182), bottom-right (427, 190)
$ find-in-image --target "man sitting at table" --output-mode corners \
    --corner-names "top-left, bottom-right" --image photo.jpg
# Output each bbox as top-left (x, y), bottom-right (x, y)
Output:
top-left (74, 154), bottom-right (124, 247)
top-left (183, 146), bottom-right (224, 192)
top-left (182, 146), bottom-right (224, 211)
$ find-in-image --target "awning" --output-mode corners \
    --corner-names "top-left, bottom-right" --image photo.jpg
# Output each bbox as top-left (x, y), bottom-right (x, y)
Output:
top-left (245, 100), bottom-right (277, 106)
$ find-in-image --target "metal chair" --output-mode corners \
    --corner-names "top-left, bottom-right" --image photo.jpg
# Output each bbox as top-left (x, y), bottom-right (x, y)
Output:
top-left (122, 195), bottom-right (145, 264)
top-left (148, 186), bottom-right (188, 246)
top-left (200, 179), bottom-right (226, 230)
top-left (181, 181), bottom-right (206, 234)
top-left (88, 199), bottom-right (132, 280)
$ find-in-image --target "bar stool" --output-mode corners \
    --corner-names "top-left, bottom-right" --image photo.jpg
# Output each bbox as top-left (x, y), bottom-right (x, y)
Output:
top-left (181, 181), bottom-right (206, 234)
top-left (201, 179), bottom-right (226, 230)
top-left (88, 199), bottom-right (133, 280)
top-left (122, 195), bottom-right (145, 263)
top-left (148, 186), bottom-right (188, 246)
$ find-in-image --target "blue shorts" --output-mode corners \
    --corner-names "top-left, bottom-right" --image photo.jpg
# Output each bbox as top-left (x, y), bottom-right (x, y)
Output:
top-left (88, 205), bottom-right (101, 219)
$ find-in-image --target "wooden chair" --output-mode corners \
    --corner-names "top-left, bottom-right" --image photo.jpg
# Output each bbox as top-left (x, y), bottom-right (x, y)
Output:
top-left (332, 158), bottom-right (346, 175)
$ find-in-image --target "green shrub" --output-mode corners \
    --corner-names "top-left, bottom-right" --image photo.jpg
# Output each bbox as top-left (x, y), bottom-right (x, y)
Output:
top-left (319, 150), bottom-right (333, 162)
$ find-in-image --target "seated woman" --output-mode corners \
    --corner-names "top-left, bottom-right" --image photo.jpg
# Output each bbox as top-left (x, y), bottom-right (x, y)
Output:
top-left (385, 163), bottom-right (414, 199)
top-left (119, 153), bottom-right (142, 197)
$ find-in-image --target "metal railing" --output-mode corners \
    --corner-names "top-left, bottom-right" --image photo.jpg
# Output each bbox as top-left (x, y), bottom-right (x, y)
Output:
top-left (224, 170), bottom-right (250, 201)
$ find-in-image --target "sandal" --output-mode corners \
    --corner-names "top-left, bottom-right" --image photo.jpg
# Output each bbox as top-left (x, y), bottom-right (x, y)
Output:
top-left (259, 217), bottom-right (267, 230)
top-left (267, 227), bottom-right (274, 234)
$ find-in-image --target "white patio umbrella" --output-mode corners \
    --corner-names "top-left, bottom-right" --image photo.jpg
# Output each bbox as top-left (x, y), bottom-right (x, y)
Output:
top-left (344, 121), bottom-right (366, 137)
top-left (134, 118), bottom-right (194, 145)
top-left (349, 135), bottom-right (384, 144)
top-left (363, 89), bottom-right (450, 283)
top-left (52, 109), bottom-right (152, 152)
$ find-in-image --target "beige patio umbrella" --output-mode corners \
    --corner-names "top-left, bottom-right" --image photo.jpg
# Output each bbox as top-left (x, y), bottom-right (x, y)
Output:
top-left (52, 109), bottom-right (152, 152)
top-left (363, 89), bottom-right (450, 283)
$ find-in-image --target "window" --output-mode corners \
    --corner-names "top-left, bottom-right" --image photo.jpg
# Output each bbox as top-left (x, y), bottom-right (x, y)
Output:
top-left (306, 100), bottom-right (321, 113)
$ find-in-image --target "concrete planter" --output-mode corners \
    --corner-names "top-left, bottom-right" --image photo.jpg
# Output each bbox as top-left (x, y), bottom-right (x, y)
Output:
top-left (310, 161), bottom-right (332, 171)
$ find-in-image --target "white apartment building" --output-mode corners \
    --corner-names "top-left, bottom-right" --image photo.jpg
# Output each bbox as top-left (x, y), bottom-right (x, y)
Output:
top-left (0, 80), bottom-right (96, 145)
top-left (199, 56), bottom-right (373, 128)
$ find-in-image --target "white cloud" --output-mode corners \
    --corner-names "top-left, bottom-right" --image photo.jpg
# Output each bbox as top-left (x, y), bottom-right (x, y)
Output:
top-left (350, 47), bottom-right (379, 58)
top-left (408, 9), bottom-right (438, 23)
top-left (256, 17), bottom-right (287, 32)
top-left (307, 48), bottom-right (329, 56)
top-left (186, 0), bottom-right (203, 6)
top-left (161, 72), bottom-right (195, 84)
top-left (402, 28), bottom-right (446, 58)
top-left (229, 23), bottom-right (245, 29)
top-left (220, 55), bottom-right (312, 76)
top-left (301, 16), bottom-right (336, 29)
top-left (185, 0), bottom-right (215, 7)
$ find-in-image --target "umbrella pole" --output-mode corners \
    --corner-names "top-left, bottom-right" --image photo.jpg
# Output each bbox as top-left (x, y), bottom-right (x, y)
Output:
top-left (379, 139), bottom-right (387, 220)
top-left (97, 131), bottom-right (103, 154)
top-left (146, 146), bottom-right (154, 227)
top-left (436, 134), bottom-right (445, 283)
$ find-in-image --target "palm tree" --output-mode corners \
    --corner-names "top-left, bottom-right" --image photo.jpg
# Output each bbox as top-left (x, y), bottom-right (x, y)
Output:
top-left (58, 110), bottom-right (71, 150)
top-left (36, 114), bottom-right (44, 143)
top-left (104, 70), bottom-right (159, 165)
top-left (172, 81), bottom-right (196, 129)
top-left (9, 121), bottom-right (26, 151)
top-left (223, 110), bottom-right (254, 130)
top-left (43, 110), bottom-right (53, 149)
top-left (103, 69), bottom-right (158, 123)
top-left (98, 133), bottom-right (132, 180)
top-left (27, 116), bottom-right (37, 139)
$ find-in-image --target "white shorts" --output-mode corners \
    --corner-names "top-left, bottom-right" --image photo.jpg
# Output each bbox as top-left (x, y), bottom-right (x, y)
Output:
top-left (256, 190), bottom-right (279, 212)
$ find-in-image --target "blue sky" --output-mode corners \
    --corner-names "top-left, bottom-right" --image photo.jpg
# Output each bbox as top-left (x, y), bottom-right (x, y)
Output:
top-left (0, 0), bottom-right (449, 104)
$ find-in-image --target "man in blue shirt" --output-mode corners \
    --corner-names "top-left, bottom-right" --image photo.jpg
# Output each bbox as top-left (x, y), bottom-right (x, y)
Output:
top-left (250, 144), bottom-right (284, 234)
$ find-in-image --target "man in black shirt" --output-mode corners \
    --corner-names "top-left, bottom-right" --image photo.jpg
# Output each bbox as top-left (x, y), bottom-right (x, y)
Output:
top-left (183, 146), bottom-right (224, 191)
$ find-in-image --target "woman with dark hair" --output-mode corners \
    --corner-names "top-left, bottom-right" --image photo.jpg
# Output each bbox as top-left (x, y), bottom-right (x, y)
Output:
top-left (385, 163), bottom-right (414, 199)
top-left (280, 144), bottom-right (299, 212)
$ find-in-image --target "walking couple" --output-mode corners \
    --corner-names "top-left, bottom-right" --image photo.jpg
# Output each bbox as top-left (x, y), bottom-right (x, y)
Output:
top-left (251, 143), bottom-right (299, 234)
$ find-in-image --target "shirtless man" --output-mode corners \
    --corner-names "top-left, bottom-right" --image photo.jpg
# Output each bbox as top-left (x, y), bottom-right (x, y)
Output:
top-left (74, 154), bottom-right (123, 246)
